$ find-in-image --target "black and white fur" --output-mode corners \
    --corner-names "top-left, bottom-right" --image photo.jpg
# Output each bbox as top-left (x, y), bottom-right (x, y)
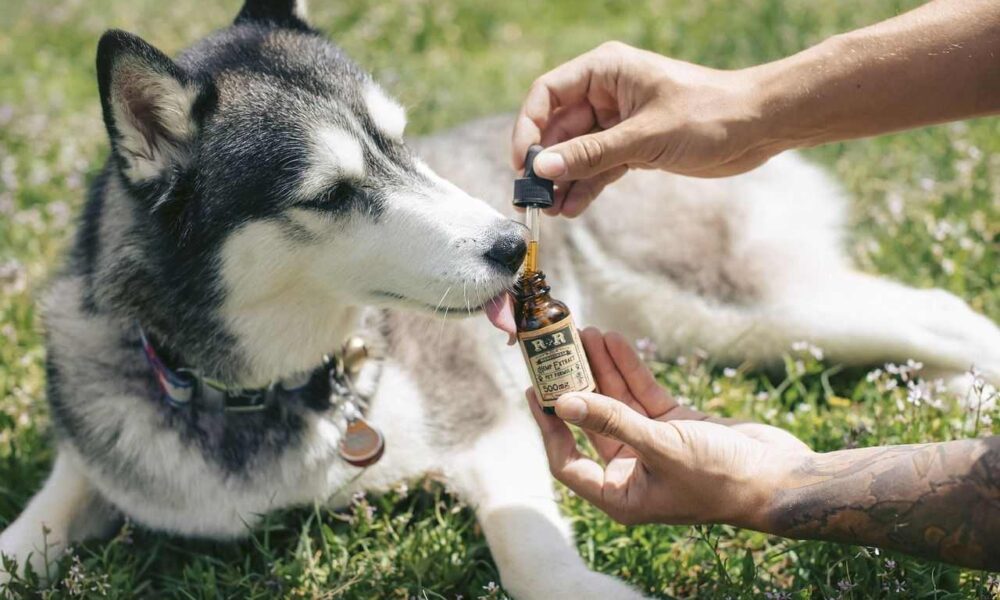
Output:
top-left (3, 1), bottom-right (999, 597)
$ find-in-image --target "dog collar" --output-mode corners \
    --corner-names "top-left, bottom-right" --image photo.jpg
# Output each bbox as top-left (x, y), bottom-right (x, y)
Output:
top-left (139, 326), bottom-right (311, 412)
top-left (138, 325), bottom-right (386, 466)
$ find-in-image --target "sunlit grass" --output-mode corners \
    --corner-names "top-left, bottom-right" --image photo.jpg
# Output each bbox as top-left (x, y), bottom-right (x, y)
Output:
top-left (1, 0), bottom-right (999, 597)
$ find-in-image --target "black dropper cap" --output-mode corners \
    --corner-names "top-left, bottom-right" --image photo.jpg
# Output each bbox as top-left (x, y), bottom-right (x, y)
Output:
top-left (513, 144), bottom-right (554, 208)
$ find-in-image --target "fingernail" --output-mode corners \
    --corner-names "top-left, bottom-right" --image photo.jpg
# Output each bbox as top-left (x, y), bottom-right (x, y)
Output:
top-left (555, 395), bottom-right (587, 423)
top-left (534, 152), bottom-right (566, 178)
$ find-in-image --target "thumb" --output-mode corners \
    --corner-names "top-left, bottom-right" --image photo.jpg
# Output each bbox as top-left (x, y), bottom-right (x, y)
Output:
top-left (554, 392), bottom-right (656, 454)
top-left (534, 126), bottom-right (635, 181)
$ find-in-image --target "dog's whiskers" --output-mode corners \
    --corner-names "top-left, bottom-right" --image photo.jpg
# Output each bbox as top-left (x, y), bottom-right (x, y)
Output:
top-left (433, 286), bottom-right (453, 348)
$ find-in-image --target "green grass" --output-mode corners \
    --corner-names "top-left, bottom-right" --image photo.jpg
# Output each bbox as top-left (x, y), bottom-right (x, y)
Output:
top-left (2, 0), bottom-right (999, 597)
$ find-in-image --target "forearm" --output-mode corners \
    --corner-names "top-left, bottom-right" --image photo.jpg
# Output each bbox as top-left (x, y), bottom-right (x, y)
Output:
top-left (759, 437), bottom-right (1000, 570)
top-left (747, 0), bottom-right (1000, 151)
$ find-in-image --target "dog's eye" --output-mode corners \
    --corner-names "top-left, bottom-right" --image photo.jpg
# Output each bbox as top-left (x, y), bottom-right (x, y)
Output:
top-left (300, 182), bottom-right (357, 212)
top-left (328, 182), bottom-right (356, 206)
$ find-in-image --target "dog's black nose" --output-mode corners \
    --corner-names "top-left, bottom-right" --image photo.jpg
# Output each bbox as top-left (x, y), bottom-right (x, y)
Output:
top-left (485, 232), bottom-right (527, 273)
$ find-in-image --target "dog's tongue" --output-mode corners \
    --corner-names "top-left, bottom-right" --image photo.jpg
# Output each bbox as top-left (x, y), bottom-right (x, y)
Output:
top-left (486, 292), bottom-right (517, 344)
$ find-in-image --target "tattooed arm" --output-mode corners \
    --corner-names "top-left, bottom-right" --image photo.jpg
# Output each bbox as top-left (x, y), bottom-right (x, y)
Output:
top-left (763, 437), bottom-right (1000, 571)
top-left (530, 328), bottom-right (1000, 572)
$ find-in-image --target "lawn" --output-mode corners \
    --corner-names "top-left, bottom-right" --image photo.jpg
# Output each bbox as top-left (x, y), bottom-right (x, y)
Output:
top-left (1, 0), bottom-right (999, 597)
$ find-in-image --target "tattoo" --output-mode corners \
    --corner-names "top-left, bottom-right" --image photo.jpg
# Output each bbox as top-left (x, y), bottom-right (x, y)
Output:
top-left (766, 437), bottom-right (1000, 571)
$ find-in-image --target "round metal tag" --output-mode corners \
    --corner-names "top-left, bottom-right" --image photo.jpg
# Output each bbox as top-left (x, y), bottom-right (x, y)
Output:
top-left (338, 418), bottom-right (385, 467)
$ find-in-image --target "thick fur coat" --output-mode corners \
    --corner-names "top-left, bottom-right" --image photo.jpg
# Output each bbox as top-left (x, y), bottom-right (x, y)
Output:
top-left (2, 1), bottom-right (999, 597)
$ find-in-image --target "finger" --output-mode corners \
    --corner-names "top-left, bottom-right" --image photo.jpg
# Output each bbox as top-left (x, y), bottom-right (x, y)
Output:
top-left (577, 330), bottom-right (628, 462)
top-left (560, 164), bottom-right (628, 218)
top-left (526, 388), bottom-right (562, 432)
top-left (554, 392), bottom-right (657, 456)
top-left (580, 328), bottom-right (634, 407)
top-left (526, 389), bottom-right (611, 509)
top-left (540, 103), bottom-right (597, 148)
top-left (511, 110), bottom-right (544, 171)
top-left (580, 327), bottom-right (658, 462)
top-left (604, 331), bottom-right (679, 417)
top-left (533, 125), bottom-right (635, 181)
top-left (545, 181), bottom-right (572, 217)
top-left (511, 52), bottom-right (603, 170)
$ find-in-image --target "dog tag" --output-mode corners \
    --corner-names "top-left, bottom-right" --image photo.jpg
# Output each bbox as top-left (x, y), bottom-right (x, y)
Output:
top-left (338, 416), bottom-right (385, 467)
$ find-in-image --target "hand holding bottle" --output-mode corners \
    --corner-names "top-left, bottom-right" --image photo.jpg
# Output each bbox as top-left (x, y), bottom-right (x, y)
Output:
top-left (527, 328), bottom-right (811, 526)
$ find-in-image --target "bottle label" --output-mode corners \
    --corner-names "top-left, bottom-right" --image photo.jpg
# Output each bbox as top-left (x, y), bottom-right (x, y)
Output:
top-left (517, 315), bottom-right (596, 408)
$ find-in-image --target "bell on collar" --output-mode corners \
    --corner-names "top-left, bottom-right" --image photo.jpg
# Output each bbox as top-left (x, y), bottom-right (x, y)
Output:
top-left (342, 336), bottom-right (369, 375)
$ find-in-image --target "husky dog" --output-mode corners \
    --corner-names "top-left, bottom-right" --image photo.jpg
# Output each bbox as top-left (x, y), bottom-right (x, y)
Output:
top-left (2, 0), bottom-right (999, 597)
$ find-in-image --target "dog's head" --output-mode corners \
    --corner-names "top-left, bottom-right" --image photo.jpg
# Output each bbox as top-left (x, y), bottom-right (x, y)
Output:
top-left (96, 0), bottom-right (523, 380)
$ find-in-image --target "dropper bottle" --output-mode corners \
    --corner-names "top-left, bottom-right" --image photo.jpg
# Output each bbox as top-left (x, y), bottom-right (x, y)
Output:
top-left (513, 144), bottom-right (551, 274)
top-left (513, 145), bottom-right (596, 414)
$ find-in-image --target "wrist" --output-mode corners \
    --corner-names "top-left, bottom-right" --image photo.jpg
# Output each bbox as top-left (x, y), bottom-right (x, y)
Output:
top-left (739, 33), bottom-right (853, 154)
top-left (738, 448), bottom-right (814, 533)
top-left (722, 65), bottom-right (797, 164)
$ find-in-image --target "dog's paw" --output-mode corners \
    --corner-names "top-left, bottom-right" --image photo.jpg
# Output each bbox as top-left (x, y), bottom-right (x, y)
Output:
top-left (502, 567), bottom-right (649, 600)
top-left (0, 523), bottom-right (62, 587)
top-left (912, 290), bottom-right (1000, 385)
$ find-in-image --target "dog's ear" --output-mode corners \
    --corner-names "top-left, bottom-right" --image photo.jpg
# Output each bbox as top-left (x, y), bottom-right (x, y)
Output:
top-left (97, 30), bottom-right (211, 185)
top-left (235, 0), bottom-right (310, 28)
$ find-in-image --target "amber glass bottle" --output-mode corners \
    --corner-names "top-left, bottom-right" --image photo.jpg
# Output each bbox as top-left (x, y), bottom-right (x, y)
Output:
top-left (513, 146), bottom-right (596, 414)
top-left (515, 272), bottom-right (596, 414)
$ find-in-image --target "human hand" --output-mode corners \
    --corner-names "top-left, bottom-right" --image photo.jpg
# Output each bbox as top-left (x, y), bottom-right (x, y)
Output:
top-left (511, 42), bottom-right (780, 217)
top-left (527, 328), bottom-right (812, 527)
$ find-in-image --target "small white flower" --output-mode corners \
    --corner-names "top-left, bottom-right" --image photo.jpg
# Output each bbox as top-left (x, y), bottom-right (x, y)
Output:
top-left (634, 337), bottom-right (658, 361)
top-left (887, 192), bottom-right (904, 219)
top-left (0, 259), bottom-right (28, 295)
top-left (933, 220), bottom-right (953, 241)
top-left (47, 200), bottom-right (71, 228)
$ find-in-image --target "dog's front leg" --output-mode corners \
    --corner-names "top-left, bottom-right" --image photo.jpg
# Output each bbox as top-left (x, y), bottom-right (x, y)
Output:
top-left (444, 407), bottom-right (648, 600)
top-left (0, 449), bottom-right (118, 586)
